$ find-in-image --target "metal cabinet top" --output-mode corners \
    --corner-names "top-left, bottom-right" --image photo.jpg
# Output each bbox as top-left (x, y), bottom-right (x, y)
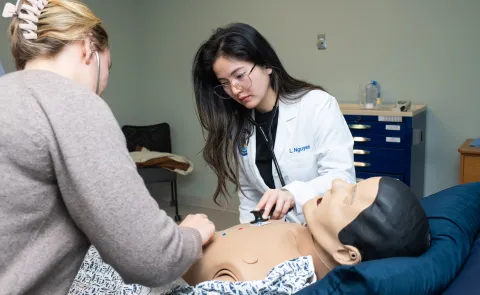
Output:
top-left (339, 104), bottom-right (427, 117)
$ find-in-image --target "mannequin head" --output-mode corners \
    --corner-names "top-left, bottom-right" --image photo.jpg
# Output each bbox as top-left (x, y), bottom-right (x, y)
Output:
top-left (303, 176), bottom-right (430, 265)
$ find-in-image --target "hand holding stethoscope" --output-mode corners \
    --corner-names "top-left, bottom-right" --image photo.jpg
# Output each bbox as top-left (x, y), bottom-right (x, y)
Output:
top-left (254, 189), bottom-right (295, 220)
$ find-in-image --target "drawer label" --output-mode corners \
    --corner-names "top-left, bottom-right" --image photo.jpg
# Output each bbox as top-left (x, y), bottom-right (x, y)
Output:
top-left (378, 116), bottom-right (402, 122)
top-left (386, 137), bottom-right (401, 143)
top-left (386, 125), bottom-right (401, 131)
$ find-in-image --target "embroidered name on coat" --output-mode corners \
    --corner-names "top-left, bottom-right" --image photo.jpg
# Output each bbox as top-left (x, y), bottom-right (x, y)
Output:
top-left (289, 145), bottom-right (311, 153)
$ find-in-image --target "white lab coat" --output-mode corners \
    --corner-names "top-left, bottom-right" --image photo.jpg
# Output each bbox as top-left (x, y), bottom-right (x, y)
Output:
top-left (238, 90), bottom-right (356, 224)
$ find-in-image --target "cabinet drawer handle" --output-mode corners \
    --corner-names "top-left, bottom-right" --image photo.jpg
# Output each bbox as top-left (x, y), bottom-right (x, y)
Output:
top-left (353, 137), bottom-right (371, 142)
top-left (354, 162), bottom-right (371, 167)
top-left (349, 124), bottom-right (371, 130)
top-left (353, 149), bottom-right (371, 155)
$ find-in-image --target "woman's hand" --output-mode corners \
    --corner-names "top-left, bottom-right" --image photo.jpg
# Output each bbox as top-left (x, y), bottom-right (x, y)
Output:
top-left (255, 189), bottom-right (295, 220)
top-left (179, 214), bottom-right (216, 246)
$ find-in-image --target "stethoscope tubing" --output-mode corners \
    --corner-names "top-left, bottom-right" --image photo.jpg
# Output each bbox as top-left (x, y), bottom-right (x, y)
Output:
top-left (245, 94), bottom-right (286, 187)
top-left (251, 120), bottom-right (286, 187)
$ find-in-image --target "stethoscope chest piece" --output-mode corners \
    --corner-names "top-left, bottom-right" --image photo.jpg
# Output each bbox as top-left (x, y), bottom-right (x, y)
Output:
top-left (249, 209), bottom-right (269, 224)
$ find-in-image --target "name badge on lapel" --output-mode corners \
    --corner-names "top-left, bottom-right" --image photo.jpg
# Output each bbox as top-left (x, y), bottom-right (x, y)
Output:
top-left (240, 142), bottom-right (248, 156)
top-left (239, 129), bottom-right (251, 156)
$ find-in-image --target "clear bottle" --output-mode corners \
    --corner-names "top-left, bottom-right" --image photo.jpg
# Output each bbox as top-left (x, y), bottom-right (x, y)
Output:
top-left (365, 80), bottom-right (379, 109)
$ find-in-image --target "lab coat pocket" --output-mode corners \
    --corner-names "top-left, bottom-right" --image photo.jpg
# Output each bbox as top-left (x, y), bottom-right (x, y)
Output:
top-left (283, 153), bottom-right (318, 182)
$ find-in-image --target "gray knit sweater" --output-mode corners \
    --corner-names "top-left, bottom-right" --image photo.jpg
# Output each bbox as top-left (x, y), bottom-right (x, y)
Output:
top-left (0, 70), bottom-right (202, 295)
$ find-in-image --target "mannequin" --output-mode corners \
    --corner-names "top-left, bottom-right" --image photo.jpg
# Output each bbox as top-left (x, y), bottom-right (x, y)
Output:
top-left (182, 177), bottom-right (430, 285)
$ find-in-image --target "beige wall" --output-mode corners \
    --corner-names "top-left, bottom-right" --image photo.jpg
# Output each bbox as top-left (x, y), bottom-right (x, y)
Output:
top-left (1, 1), bottom-right (479, 212)
top-left (140, 0), bottom-right (480, 210)
top-left (0, 9), bottom-right (15, 71)
top-left (0, 0), bottom-right (140, 125)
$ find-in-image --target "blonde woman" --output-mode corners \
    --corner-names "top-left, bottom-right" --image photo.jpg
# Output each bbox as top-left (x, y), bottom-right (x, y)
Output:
top-left (0, 1), bottom-right (215, 294)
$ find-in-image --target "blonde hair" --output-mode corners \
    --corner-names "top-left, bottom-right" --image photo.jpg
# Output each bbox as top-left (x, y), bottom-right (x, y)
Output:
top-left (8, 0), bottom-right (109, 70)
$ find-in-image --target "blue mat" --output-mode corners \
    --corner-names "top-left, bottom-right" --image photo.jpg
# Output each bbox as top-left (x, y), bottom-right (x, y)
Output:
top-left (469, 137), bottom-right (480, 148)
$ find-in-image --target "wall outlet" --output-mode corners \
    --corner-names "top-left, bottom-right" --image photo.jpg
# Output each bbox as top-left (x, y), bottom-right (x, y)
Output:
top-left (317, 33), bottom-right (327, 50)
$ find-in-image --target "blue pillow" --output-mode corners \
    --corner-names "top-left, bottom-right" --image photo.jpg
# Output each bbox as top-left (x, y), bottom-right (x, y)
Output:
top-left (295, 182), bottom-right (480, 295)
top-left (442, 233), bottom-right (480, 295)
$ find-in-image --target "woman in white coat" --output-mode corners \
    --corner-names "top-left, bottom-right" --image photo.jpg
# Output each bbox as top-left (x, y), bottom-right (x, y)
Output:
top-left (192, 23), bottom-right (356, 224)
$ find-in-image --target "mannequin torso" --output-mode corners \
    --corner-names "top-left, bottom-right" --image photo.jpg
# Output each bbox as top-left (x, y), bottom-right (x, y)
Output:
top-left (182, 220), bottom-right (331, 285)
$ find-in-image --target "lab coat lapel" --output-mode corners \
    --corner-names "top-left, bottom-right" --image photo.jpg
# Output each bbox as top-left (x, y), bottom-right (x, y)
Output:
top-left (244, 100), bottom-right (299, 192)
top-left (274, 99), bottom-right (299, 161)
top-left (247, 114), bottom-right (269, 192)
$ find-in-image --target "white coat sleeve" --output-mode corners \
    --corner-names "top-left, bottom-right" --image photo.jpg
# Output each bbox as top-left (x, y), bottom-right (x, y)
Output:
top-left (284, 95), bottom-right (356, 214)
top-left (238, 164), bottom-right (262, 224)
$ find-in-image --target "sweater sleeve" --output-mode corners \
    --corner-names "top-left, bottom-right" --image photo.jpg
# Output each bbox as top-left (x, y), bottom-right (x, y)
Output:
top-left (40, 89), bottom-right (202, 287)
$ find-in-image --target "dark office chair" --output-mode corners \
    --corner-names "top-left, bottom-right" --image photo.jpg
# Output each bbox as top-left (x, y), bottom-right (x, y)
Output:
top-left (121, 123), bottom-right (181, 221)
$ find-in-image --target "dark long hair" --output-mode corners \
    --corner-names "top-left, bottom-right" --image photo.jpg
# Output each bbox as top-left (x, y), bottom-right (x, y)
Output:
top-left (192, 22), bottom-right (326, 205)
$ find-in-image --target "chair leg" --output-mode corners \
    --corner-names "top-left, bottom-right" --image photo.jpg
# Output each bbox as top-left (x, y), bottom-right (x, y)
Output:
top-left (170, 181), bottom-right (176, 207)
top-left (172, 180), bottom-right (181, 222)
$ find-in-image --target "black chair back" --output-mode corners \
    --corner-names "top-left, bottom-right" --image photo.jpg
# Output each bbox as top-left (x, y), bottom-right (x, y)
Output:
top-left (121, 123), bottom-right (172, 153)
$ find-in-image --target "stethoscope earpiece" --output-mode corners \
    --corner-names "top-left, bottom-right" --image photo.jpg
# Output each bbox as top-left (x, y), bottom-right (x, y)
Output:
top-left (94, 51), bottom-right (100, 95)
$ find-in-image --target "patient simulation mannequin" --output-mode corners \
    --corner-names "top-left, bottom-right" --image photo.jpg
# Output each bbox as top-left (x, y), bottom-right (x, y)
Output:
top-left (182, 176), bottom-right (430, 285)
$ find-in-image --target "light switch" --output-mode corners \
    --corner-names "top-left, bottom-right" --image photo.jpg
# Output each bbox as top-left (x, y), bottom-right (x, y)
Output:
top-left (317, 33), bottom-right (327, 50)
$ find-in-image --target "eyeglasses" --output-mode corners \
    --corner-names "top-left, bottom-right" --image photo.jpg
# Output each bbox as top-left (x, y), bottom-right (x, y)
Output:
top-left (213, 64), bottom-right (256, 100)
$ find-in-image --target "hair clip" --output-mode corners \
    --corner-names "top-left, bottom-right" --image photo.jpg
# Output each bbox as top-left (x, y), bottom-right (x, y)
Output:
top-left (2, 0), bottom-right (49, 40)
top-left (2, 1), bottom-right (20, 18)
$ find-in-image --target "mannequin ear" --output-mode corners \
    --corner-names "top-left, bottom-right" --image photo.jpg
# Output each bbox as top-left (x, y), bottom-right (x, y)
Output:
top-left (333, 245), bottom-right (362, 265)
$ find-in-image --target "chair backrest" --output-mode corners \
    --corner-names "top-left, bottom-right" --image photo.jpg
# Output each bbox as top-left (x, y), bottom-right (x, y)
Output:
top-left (121, 123), bottom-right (172, 153)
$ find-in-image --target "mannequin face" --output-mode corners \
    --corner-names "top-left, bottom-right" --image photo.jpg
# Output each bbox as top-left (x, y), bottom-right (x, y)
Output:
top-left (303, 177), bottom-right (381, 265)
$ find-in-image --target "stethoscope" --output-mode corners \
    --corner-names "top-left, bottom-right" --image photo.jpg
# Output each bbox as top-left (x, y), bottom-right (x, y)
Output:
top-left (244, 93), bottom-right (296, 219)
top-left (245, 93), bottom-right (286, 187)
top-left (94, 51), bottom-right (100, 95)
